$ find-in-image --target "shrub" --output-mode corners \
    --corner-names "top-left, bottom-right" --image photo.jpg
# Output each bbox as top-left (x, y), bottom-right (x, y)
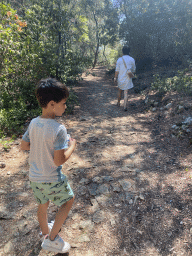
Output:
top-left (66, 88), bottom-right (78, 114)
top-left (151, 68), bottom-right (192, 95)
top-left (0, 107), bottom-right (41, 137)
top-left (0, 79), bottom-right (78, 137)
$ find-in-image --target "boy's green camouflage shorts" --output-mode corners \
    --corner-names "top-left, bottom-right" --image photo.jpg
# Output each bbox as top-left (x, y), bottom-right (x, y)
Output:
top-left (30, 179), bottom-right (74, 206)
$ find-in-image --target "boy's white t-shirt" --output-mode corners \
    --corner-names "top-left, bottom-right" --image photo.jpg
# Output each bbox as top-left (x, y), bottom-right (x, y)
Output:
top-left (115, 55), bottom-right (136, 90)
top-left (22, 116), bottom-right (68, 183)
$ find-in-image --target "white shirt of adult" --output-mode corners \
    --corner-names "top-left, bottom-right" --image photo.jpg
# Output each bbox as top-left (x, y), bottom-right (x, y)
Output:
top-left (115, 55), bottom-right (136, 90)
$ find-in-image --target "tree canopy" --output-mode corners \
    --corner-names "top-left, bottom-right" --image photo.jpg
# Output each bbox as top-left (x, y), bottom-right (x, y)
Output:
top-left (118, 0), bottom-right (192, 70)
top-left (0, 0), bottom-right (192, 136)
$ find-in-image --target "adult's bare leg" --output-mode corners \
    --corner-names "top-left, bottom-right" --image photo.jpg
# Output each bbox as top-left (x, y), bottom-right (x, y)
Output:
top-left (117, 88), bottom-right (122, 106)
top-left (124, 89), bottom-right (128, 110)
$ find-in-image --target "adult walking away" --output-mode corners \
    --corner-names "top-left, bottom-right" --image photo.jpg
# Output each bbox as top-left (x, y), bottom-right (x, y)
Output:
top-left (114, 46), bottom-right (136, 111)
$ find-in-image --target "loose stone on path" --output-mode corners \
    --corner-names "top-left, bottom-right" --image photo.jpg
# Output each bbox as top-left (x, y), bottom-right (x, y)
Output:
top-left (3, 240), bottom-right (15, 254)
top-left (92, 210), bottom-right (105, 224)
top-left (0, 162), bottom-right (6, 168)
top-left (111, 183), bottom-right (121, 192)
top-left (96, 184), bottom-right (110, 195)
top-left (119, 180), bottom-right (132, 191)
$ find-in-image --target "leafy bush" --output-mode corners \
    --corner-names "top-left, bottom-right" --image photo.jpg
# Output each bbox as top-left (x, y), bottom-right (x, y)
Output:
top-left (0, 79), bottom-right (78, 137)
top-left (66, 88), bottom-right (78, 114)
top-left (0, 107), bottom-right (41, 137)
top-left (0, 3), bottom-right (82, 138)
top-left (0, 135), bottom-right (16, 151)
top-left (151, 68), bottom-right (192, 95)
top-left (98, 44), bottom-right (122, 68)
top-left (0, 76), bottom-right (41, 137)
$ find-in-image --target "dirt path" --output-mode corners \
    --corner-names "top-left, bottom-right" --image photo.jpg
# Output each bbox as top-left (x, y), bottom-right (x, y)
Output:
top-left (0, 66), bottom-right (192, 256)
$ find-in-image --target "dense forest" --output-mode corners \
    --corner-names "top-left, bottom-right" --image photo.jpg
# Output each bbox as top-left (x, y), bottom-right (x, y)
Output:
top-left (0, 0), bottom-right (192, 137)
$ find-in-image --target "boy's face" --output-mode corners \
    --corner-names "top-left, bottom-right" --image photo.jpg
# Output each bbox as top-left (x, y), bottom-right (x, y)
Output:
top-left (53, 98), bottom-right (67, 117)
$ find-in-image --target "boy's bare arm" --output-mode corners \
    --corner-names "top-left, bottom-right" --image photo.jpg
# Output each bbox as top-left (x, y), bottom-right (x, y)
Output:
top-left (54, 139), bottom-right (76, 166)
top-left (20, 140), bottom-right (30, 150)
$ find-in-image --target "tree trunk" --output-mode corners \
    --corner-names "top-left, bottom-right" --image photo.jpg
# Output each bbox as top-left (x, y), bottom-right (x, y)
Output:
top-left (103, 45), bottom-right (108, 63)
top-left (93, 40), bottom-right (99, 68)
top-left (92, 12), bottom-right (99, 68)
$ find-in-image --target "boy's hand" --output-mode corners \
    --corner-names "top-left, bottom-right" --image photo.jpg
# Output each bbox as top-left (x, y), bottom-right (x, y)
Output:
top-left (69, 138), bottom-right (76, 148)
top-left (20, 140), bottom-right (30, 151)
top-left (54, 138), bottom-right (76, 166)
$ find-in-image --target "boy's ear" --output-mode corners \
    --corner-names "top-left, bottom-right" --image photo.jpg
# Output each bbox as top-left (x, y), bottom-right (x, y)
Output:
top-left (49, 100), bottom-right (55, 107)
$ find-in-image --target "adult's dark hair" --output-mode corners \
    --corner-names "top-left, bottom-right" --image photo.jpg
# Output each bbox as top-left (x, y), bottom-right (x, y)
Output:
top-left (36, 78), bottom-right (69, 108)
top-left (122, 46), bottom-right (130, 55)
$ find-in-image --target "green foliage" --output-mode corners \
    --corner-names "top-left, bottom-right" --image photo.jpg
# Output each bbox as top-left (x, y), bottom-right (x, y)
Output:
top-left (79, 0), bottom-right (119, 67)
top-left (119, 0), bottom-right (192, 68)
top-left (0, 4), bottom-right (44, 137)
top-left (66, 89), bottom-right (78, 114)
top-left (98, 43), bottom-right (122, 67)
top-left (0, 3), bottom-right (46, 83)
top-left (0, 1), bottom-right (119, 138)
top-left (0, 78), bottom-right (41, 137)
top-left (0, 135), bottom-right (16, 151)
top-left (151, 68), bottom-right (192, 95)
top-left (0, 106), bottom-right (41, 137)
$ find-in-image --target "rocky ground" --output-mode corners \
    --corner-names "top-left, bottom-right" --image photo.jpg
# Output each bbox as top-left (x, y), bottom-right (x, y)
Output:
top-left (0, 66), bottom-right (192, 256)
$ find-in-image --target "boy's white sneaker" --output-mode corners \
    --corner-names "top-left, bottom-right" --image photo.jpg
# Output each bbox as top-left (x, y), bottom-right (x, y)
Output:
top-left (39, 221), bottom-right (54, 241)
top-left (41, 234), bottom-right (71, 253)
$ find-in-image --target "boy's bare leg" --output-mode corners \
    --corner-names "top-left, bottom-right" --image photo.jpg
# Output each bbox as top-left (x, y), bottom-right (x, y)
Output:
top-left (37, 201), bottom-right (50, 235)
top-left (117, 89), bottom-right (122, 106)
top-left (49, 197), bottom-right (75, 241)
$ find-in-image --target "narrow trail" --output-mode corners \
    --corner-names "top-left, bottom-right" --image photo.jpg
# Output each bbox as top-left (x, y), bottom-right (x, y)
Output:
top-left (57, 66), bottom-right (192, 256)
top-left (0, 66), bottom-right (192, 256)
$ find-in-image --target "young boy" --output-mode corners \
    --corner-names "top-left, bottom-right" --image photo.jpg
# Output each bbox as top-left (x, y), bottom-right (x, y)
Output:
top-left (21, 78), bottom-right (76, 253)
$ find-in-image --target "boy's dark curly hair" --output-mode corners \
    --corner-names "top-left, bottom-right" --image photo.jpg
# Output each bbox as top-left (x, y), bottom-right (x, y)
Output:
top-left (36, 78), bottom-right (69, 108)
